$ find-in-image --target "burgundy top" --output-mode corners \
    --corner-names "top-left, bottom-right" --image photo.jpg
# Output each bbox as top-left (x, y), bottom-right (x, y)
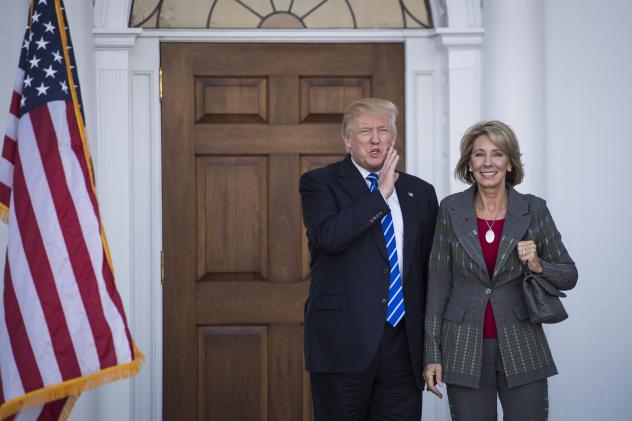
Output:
top-left (476, 218), bottom-right (505, 339)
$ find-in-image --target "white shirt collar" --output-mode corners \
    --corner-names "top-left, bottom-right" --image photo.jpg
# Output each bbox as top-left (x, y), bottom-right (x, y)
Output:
top-left (350, 156), bottom-right (375, 181)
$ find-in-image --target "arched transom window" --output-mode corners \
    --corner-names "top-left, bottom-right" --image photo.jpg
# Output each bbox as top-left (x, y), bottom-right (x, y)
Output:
top-left (130, 0), bottom-right (432, 29)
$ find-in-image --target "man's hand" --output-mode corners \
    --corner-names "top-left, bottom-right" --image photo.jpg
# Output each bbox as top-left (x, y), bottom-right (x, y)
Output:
top-left (423, 363), bottom-right (444, 399)
top-left (378, 146), bottom-right (399, 199)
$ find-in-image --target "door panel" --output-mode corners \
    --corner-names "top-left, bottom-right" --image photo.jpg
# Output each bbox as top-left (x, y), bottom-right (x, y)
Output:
top-left (162, 43), bottom-right (404, 421)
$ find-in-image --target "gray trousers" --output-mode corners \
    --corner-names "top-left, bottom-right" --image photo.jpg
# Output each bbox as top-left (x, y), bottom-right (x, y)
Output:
top-left (447, 339), bottom-right (548, 421)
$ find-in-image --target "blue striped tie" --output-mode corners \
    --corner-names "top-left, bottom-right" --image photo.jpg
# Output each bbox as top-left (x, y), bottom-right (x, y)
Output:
top-left (366, 173), bottom-right (405, 327)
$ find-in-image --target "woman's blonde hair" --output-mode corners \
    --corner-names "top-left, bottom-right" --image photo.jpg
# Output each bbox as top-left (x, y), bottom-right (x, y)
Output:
top-left (454, 120), bottom-right (525, 186)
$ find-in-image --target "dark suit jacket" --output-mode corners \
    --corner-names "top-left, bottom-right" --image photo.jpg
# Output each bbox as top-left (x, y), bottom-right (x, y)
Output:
top-left (300, 155), bottom-right (438, 390)
top-left (424, 185), bottom-right (578, 388)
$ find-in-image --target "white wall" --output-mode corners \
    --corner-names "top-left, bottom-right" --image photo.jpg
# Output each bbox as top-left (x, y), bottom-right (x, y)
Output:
top-left (544, 1), bottom-right (632, 420)
top-left (483, 0), bottom-right (632, 419)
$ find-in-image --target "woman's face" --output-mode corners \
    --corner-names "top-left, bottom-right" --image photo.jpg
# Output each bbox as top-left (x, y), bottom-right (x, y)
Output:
top-left (469, 135), bottom-right (511, 190)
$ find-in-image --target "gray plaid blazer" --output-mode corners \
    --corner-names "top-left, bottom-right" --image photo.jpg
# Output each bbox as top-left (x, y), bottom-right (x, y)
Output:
top-left (423, 185), bottom-right (578, 388)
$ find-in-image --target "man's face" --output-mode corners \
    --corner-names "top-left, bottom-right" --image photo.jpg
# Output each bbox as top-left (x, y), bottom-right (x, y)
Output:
top-left (343, 112), bottom-right (396, 172)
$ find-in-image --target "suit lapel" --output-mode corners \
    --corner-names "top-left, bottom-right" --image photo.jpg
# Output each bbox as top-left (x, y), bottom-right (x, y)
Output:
top-left (396, 178), bottom-right (417, 281)
top-left (492, 187), bottom-right (532, 284)
top-left (337, 155), bottom-right (369, 201)
top-left (337, 155), bottom-right (388, 263)
top-left (448, 186), bottom-right (488, 276)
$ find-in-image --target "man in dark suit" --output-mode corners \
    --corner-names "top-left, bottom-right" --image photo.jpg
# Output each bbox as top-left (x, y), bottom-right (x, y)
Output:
top-left (299, 98), bottom-right (438, 420)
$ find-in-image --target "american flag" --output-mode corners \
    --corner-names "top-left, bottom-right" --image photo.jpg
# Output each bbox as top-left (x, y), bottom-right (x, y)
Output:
top-left (0, 1), bottom-right (143, 419)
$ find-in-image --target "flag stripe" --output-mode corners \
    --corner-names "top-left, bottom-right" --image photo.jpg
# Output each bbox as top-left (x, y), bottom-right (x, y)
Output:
top-left (0, 183), bottom-right (10, 207)
top-left (38, 399), bottom-right (65, 421)
top-left (3, 264), bottom-right (43, 394)
top-left (5, 115), bottom-right (18, 141)
top-left (18, 106), bottom-right (101, 375)
top-left (64, 105), bottom-right (97, 216)
top-left (14, 69), bottom-right (24, 95)
top-left (6, 211), bottom-right (61, 390)
top-left (12, 152), bottom-right (80, 382)
top-left (0, 266), bottom-right (25, 403)
top-left (64, 103), bottom-right (134, 362)
top-left (2, 136), bottom-right (17, 164)
top-left (10, 92), bottom-right (21, 118)
top-left (14, 405), bottom-right (42, 421)
top-left (0, 157), bottom-right (14, 186)
top-left (27, 106), bottom-right (116, 370)
top-left (14, 403), bottom-right (43, 421)
top-left (0, 365), bottom-right (4, 405)
top-left (102, 259), bottom-right (134, 361)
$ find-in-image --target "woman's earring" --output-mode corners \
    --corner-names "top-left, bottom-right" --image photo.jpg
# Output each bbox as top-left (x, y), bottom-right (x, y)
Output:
top-left (468, 167), bottom-right (473, 172)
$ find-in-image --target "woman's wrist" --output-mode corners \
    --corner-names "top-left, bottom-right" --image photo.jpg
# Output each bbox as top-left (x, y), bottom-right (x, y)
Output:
top-left (529, 258), bottom-right (543, 273)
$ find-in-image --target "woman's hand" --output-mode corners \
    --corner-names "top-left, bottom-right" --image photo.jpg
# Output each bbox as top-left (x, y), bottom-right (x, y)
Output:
top-left (423, 363), bottom-right (444, 398)
top-left (517, 240), bottom-right (543, 273)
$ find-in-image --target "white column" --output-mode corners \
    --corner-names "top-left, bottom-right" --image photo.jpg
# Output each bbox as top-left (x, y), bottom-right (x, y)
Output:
top-left (436, 29), bottom-right (484, 196)
top-left (482, 0), bottom-right (545, 197)
top-left (91, 28), bottom-right (141, 421)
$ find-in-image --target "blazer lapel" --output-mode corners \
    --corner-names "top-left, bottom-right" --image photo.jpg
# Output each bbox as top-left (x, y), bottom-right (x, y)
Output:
top-left (337, 155), bottom-right (369, 201)
top-left (395, 178), bottom-right (417, 282)
top-left (337, 155), bottom-right (388, 263)
top-left (492, 187), bottom-right (532, 284)
top-left (447, 186), bottom-right (488, 276)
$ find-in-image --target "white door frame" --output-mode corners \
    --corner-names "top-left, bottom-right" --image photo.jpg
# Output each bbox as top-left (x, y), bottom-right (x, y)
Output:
top-left (91, 1), bottom-right (483, 420)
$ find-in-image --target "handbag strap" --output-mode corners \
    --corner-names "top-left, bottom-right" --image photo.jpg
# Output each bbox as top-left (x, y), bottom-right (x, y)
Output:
top-left (521, 193), bottom-right (536, 277)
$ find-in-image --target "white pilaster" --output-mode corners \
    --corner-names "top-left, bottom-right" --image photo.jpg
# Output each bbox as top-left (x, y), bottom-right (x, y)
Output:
top-left (405, 37), bottom-right (446, 196)
top-left (129, 35), bottom-right (163, 421)
top-left (92, 28), bottom-right (140, 421)
top-left (436, 29), bottom-right (484, 196)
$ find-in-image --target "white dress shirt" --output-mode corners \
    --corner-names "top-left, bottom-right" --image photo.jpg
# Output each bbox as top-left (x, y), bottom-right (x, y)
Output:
top-left (351, 158), bottom-right (404, 273)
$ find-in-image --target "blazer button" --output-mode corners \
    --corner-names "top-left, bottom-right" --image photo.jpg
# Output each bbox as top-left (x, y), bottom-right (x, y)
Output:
top-left (485, 288), bottom-right (491, 295)
top-left (381, 298), bottom-right (387, 304)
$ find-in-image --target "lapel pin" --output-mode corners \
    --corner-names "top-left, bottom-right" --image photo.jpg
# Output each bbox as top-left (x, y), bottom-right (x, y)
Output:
top-left (408, 192), bottom-right (414, 197)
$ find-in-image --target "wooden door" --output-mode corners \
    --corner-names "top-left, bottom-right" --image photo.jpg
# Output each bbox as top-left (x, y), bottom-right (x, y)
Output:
top-left (162, 43), bottom-right (404, 421)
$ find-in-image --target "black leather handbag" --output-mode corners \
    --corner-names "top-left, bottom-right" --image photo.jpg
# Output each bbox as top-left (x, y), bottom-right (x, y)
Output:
top-left (522, 271), bottom-right (568, 324)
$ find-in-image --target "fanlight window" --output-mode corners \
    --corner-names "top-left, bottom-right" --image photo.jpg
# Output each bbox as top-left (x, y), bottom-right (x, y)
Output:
top-left (130, 0), bottom-right (432, 29)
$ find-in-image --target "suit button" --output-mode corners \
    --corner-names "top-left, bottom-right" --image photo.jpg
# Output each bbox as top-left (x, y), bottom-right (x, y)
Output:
top-left (381, 298), bottom-right (387, 304)
top-left (485, 288), bottom-right (491, 295)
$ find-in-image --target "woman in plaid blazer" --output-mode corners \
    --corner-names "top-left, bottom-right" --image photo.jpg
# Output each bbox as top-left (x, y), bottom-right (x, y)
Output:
top-left (422, 121), bottom-right (577, 420)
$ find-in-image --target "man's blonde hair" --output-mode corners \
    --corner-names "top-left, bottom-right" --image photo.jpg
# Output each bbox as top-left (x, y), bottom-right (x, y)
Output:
top-left (341, 98), bottom-right (398, 138)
